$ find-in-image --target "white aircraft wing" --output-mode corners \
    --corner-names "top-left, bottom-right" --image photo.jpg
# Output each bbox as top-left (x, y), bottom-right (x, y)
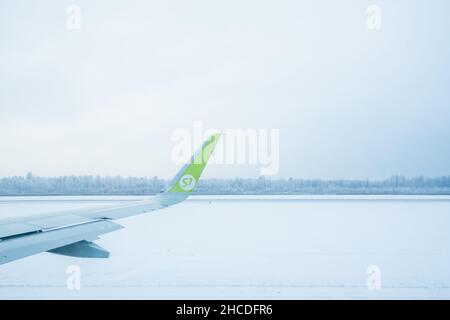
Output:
top-left (0, 133), bottom-right (221, 265)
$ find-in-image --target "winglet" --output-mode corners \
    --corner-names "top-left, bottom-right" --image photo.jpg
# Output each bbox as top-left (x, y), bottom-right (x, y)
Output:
top-left (155, 133), bottom-right (221, 206)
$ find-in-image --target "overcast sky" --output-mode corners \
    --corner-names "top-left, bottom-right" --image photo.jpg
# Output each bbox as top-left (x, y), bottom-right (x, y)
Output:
top-left (1, 0), bottom-right (449, 179)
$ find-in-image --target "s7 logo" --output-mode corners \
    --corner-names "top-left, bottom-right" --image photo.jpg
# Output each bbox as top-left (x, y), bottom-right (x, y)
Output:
top-left (179, 174), bottom-right (196, 191)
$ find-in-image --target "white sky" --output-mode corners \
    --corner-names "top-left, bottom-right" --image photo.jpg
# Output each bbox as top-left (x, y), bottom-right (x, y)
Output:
top-left (1, 0), bottom-right (449, 179)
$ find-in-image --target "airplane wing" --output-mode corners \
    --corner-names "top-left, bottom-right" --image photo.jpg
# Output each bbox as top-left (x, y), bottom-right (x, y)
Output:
top-left (0, 133), bottom-right (221, 265)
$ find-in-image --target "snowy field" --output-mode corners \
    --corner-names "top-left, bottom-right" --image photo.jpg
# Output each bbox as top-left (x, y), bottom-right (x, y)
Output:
top-left (0, 195), bottom-right (450, 299)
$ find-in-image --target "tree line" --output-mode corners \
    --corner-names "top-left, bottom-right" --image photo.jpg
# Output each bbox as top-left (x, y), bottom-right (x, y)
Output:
top-left (0, 173), bottom-right (450, 195)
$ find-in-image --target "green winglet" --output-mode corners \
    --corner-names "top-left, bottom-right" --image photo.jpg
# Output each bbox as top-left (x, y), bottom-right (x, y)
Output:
top-left (166, 133), bottom-right (221, 193)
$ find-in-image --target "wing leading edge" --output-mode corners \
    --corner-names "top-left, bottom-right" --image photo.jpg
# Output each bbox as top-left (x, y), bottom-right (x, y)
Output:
top-left (0, 133), bottom-right (221, 265)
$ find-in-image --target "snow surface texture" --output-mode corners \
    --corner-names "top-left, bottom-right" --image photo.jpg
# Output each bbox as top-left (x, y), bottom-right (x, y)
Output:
top-left (0, 196), bottom-right (449, 299)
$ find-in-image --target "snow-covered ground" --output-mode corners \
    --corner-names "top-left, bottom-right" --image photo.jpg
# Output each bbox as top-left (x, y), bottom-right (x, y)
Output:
top-left (1, 195), bottom-right (450, 299)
